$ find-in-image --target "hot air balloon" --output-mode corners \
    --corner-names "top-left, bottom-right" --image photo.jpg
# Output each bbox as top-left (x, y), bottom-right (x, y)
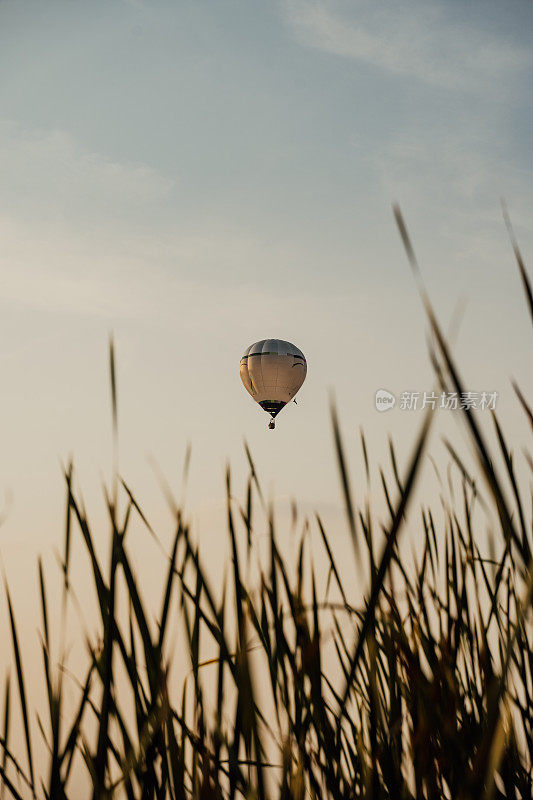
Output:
top-left (239, 339), bottom-right (307, 429)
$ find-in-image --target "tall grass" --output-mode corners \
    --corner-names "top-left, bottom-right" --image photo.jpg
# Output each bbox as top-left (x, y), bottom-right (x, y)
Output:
top-left (0, 208), bottom-right (532, 798)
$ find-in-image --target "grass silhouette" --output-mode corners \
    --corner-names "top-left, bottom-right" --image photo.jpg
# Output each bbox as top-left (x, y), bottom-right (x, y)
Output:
top-left (1, 207), bottom-right (532, 799)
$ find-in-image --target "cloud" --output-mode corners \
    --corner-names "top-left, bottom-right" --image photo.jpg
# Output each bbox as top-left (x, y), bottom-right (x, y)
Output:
top-left (283, 0), bottom-right (531, 92)
top-left (0, 122), bottom-right (314, 320)
top-left (0, 121), bottom-right (174, 223)
top-left (0, 122), bottom-right (176, 317)
top-left (360, 125), bottom-right (533, 287)
top-left (370, 126), bottom-right (533, 222)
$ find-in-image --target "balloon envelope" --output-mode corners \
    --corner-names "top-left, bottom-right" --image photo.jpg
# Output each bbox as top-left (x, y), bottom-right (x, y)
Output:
top-left (239, 339), bottom-right (307, 418)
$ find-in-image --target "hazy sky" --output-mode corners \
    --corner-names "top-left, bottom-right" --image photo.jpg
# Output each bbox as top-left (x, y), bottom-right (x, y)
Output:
top-left (1, 0), bottom-right (533, 630)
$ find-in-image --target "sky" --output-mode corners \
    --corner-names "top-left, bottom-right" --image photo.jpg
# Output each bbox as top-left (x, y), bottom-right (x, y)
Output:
top-left (0, 0), bottom-right (533, 718)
